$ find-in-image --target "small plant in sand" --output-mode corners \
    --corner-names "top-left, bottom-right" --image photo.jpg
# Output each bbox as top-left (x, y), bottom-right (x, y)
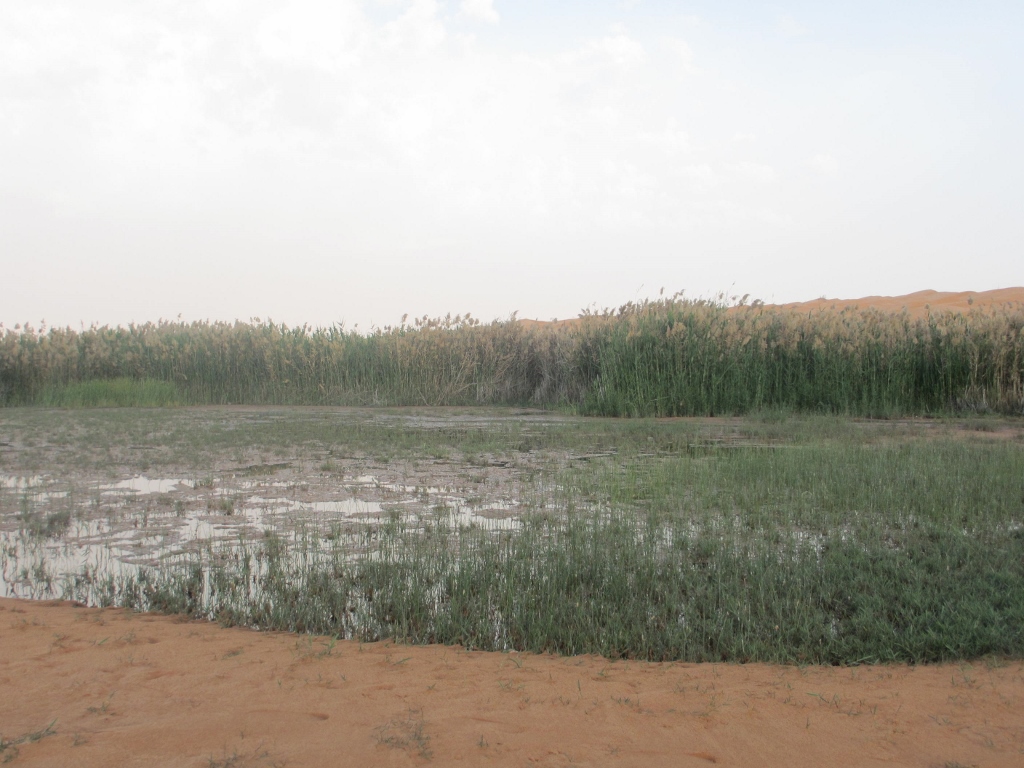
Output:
top-left (374, 708), bottom-right (432, 760)
top-left (292, 635), bottom-right (338, 661)
top-left (206, 741), bottom-right (280, 768)
top-left (0, 719), bottom-right (57, 763)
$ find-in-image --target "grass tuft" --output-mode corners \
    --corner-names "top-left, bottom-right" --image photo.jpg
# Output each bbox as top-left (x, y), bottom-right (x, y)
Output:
top-left (374, 709), bottom-right (432, 760)
top-left (0, 720), bottom-right (57, 763)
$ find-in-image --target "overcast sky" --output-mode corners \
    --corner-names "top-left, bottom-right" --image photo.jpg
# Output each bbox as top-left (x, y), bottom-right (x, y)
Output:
top-left (2, 1), bottom-right (1022, 330)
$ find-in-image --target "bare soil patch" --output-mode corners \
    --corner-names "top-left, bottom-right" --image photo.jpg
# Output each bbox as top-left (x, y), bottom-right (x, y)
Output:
top-left (2, 598), bottom-right (1022, 767)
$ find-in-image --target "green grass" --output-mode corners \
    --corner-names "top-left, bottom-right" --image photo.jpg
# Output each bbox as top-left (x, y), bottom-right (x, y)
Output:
top-left (16, 407), bottom-right (1016, 665)
top-left (79, 498), bottom-right (1023, 664)
top-left (0, 719), bottom-right (58, 763)
top-left (36, 378), bottom-right (180, 408)
top-left (3, 295), bottom-right (1023, 416)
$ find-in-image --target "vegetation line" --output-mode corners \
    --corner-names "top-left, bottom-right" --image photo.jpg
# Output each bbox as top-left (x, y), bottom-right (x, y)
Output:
top-left (3, 295), bottom-right (1023, 415)
top-left (67, 507), bottom-right (1024, 665)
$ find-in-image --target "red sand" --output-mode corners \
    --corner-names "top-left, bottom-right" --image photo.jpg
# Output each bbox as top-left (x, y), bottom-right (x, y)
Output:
top-left (773, 288), bottom-right (1024, 317)
top-left (2, 598), bottom-right (1022, 767)
top-left (520, 288), bottom-right (1024, 326)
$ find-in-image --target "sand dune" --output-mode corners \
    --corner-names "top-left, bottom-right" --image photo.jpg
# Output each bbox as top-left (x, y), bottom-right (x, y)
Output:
top-left (773, 287), bottom-right (1024, 317)
top-left (519, 287), bottom-right (1024, 326)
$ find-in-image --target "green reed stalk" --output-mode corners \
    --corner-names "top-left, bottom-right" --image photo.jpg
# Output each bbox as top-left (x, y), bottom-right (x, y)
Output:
top-left (2, 297), bottom-right (1022, 415)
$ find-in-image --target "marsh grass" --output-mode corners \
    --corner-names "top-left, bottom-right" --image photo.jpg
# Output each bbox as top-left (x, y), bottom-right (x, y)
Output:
top-left (6, 409), bottom-right (1023, 665)
top-left (70, 503), bottom-right (1023, 664)
top-left (3, 296), bottom-right (1023, 416)
top-left (17, 496), bottom-right (73, 540)
top-left (55, 425), bottom-right (1024, 665)
top-left (36, 378), bottom-right (180, 408)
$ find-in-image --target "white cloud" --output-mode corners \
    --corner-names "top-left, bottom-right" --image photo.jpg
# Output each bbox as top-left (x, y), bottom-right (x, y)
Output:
top-left (679, 164), bottom-right (718, 190)
top-left (254, 1), bottom-right (367, 71)
top-left (663, 37), bottom-right (695, 74)
top-left (459, 0), bottom-right (499, 25)
top-left (777, 15), bottom-right (809, 38)
top-left (561, 28), bottom-right (647, 72)
top-left (727, 162), bottom-right (776, 184)
top-left (637, 123), bottom-right (692, 158)
top-left (381, 0), bottom-right (446, 51)
top-left (0, 4), bottom-right (781, 264)
top-left (3, 2), bottom-right (1016, 328)
top-left (809, 154), bottom-right (840, 174)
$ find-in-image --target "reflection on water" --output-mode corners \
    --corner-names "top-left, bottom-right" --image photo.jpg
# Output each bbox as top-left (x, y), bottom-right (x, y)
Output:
top-left (2, 475), bottom-right (45, 490)
top-left (0, 469), bottom-right (524, 600)
top-left (99, 476), bottom-right (191, 495)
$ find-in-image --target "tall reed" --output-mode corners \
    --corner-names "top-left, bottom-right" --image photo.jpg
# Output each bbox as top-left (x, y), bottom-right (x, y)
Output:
top-left (2, 296), bottom-right (1022, 415)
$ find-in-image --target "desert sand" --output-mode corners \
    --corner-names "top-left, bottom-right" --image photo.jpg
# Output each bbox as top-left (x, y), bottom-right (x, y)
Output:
top-left (1, 599), bottom-right (1021, 767)
top-left (773, 288), bottom-right (1024, 317)
top-left (520, 288), bottom-right (1024, 327)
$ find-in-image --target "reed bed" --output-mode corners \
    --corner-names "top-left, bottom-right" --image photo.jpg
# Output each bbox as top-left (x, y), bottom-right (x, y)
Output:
top-left (4, 408), bottom-right (1022, 664)
top-left (2, 296), bottom-right (1023, 415)
top-left (65, 438), bottom-right (1024, 664)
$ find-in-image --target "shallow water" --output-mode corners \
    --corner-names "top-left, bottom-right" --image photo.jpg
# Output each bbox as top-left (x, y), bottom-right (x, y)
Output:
top-left (0, 466), bottom-right (524, 600)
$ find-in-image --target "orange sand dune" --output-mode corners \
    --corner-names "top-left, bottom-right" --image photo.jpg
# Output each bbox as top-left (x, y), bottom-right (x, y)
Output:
top-left (2, 598), bottom-right (1022, 767)
top-left (774, 287), bottom-right (1024, 317)
top-left (519, 288), bottom-right (1024, 326)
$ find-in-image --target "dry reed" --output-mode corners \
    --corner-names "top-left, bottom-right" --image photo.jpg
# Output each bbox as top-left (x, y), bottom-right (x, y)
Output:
top-left (2, 296), bottom-right (1022, 415)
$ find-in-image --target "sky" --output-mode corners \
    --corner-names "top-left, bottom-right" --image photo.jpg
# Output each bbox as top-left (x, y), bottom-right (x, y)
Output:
top-left (2, 1), bottom-right (1022, 330)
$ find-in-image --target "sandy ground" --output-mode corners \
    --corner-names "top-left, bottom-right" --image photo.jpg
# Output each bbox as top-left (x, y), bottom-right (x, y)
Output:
top-left (1, 599), bottom-right (1022, 767)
